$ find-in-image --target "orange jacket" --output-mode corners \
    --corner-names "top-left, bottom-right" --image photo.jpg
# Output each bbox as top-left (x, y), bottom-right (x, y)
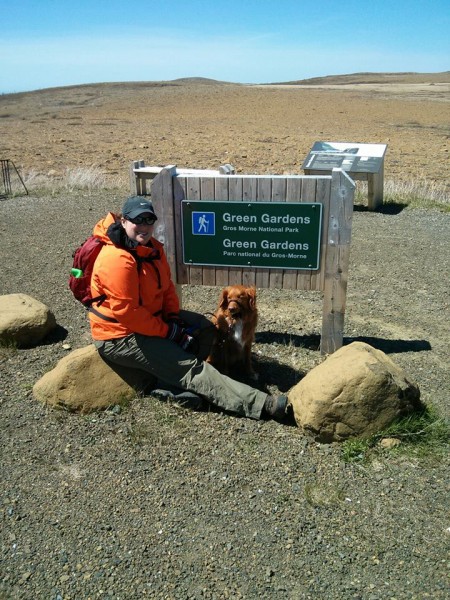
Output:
top-left (89, 212), bottom-right (180, 340)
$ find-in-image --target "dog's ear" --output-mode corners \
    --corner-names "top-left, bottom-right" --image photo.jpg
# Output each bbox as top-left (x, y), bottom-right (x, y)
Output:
top-left (219, 287), bottom-right (229, 310)
top-left (247, 286), bottom-right (257, 310)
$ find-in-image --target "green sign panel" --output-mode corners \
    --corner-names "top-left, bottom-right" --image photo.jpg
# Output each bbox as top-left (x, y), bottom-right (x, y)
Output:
top-left (181, 201), bottom-right (322, 270)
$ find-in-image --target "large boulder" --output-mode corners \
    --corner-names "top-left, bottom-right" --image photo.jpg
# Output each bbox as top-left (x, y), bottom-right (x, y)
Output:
top-left (0, 293), bottom-right (56, 347)
top-left (289, 342), bottom-right (422, 442)
top-left (33, 345), bottom-right (155, 413)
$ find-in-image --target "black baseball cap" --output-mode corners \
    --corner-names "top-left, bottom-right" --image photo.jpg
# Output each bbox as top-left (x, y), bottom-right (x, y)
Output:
top-left (122, 196), bottom-right (157, 220)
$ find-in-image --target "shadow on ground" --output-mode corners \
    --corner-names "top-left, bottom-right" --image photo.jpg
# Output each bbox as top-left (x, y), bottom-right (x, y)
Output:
top-left (354, 201), bottom-right (408, 214)
top-left (256, 331), bottom-right (431, 354)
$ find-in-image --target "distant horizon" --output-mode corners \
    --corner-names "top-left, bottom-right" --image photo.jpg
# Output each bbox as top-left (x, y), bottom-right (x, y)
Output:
top-left (2, 70), bottom-right (450, 96)
top-left (1, 0), bottom-right (449, 94)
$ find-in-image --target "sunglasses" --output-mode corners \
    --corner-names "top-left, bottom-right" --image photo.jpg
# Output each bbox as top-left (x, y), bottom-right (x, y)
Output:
top-left (126, 216), bottom-right (156, 225)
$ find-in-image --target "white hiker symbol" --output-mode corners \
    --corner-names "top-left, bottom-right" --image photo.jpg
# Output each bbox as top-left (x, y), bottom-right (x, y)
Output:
top-left (198, 214), bottom-right (209, 233)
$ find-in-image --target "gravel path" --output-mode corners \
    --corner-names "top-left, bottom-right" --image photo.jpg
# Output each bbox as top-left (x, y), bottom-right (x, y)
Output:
top-left (1, 191), bottom-right (449, 599)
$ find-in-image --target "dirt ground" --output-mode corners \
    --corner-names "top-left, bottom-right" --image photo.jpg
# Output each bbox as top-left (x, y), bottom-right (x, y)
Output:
top-left (1, 190), bottom-right (449, 600)
top-left (0, 75), bottom-right (449, 190)
top-left (1, 77), bottom-right (449, 599)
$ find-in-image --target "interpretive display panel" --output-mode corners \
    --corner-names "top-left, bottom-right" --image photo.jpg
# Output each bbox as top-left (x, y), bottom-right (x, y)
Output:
top-left (302, 141), bottom-right (387, 174)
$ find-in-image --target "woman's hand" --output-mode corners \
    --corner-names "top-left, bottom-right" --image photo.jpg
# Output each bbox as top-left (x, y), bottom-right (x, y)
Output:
top-left (166, 313), bottom-right (189, 329)
top-left (166, 321), bottom-right (195, 351)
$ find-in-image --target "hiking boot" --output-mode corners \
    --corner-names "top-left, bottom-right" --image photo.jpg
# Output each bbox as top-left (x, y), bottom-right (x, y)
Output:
top-left (263, 394), bottom-right (288, 419)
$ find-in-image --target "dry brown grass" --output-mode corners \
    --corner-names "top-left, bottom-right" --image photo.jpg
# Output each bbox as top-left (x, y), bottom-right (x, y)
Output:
top-left (1, 74), bottom-right (449, 195)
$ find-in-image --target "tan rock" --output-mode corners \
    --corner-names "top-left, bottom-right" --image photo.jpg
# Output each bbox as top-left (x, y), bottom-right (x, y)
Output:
top-left (379, 437), bottom-right (402, 449)
top-left (33, 345), bottom-right (154, 413)
top-left (0, 293), bottom-right (56, 347)
top-left (289, 342), bottom-right (421, 443)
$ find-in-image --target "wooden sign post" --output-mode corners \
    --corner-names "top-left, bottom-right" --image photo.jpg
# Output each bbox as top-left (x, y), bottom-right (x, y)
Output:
top-left (141, 166), bottom-right (355, 355)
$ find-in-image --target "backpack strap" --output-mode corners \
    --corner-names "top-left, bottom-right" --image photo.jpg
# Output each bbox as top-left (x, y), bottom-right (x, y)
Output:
top-left (88, 305), bottom-right (119, 323)
top-left (131, 249), bottom-right (162, 305)
top-left (89, 293), bottom-right (107, 306)
top-left (87, 292), bottom-right (117, 321)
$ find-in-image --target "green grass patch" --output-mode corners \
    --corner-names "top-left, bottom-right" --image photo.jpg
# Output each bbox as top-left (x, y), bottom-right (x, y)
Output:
top-left (126, 399), bottom-right (189, 446)
top-left (341, 406), bottom-right (450, 464)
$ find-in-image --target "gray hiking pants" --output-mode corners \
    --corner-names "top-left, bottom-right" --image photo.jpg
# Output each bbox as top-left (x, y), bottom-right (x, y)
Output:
top-left (94, 309), bottom-right (267, 420)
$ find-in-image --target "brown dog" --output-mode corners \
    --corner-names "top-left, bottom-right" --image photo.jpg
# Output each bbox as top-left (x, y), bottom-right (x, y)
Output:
top-left (207, 285), bottom-right (258, 379)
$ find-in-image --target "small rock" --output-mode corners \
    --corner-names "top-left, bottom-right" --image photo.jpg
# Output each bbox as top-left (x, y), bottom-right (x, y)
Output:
top-left (379, 437), bottom-right (401, 449)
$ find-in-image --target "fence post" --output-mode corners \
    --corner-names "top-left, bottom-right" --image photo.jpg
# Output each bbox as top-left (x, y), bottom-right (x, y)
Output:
top-left (321, 169), bottom-right (355, 354)
top-left (129, 161), bottom-right (139, 195)
top-left (367, 161), bottom-right (384, 210)
top-left (151, 166), bottom-right (183, 302)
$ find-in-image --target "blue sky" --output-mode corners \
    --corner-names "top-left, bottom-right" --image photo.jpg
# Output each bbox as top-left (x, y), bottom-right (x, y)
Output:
top-left (1, 0), bottom-right (449, 93)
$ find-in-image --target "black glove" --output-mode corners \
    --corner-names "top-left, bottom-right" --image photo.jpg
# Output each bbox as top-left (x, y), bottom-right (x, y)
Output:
top-left (166, 313), bottom-right (188, 329)
top-left (166, 322), bottom-right (194, 352)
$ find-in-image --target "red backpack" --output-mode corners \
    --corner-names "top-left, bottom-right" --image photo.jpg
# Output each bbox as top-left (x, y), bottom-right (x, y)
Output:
top-left (69, 236), bottom-right (106, 306)
top-left (69, 236), bottom-right (158, 309)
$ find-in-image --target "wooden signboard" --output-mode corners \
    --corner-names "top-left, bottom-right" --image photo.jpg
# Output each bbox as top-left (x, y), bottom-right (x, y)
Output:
top-left (139, 165), bottom-right (356, 354)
